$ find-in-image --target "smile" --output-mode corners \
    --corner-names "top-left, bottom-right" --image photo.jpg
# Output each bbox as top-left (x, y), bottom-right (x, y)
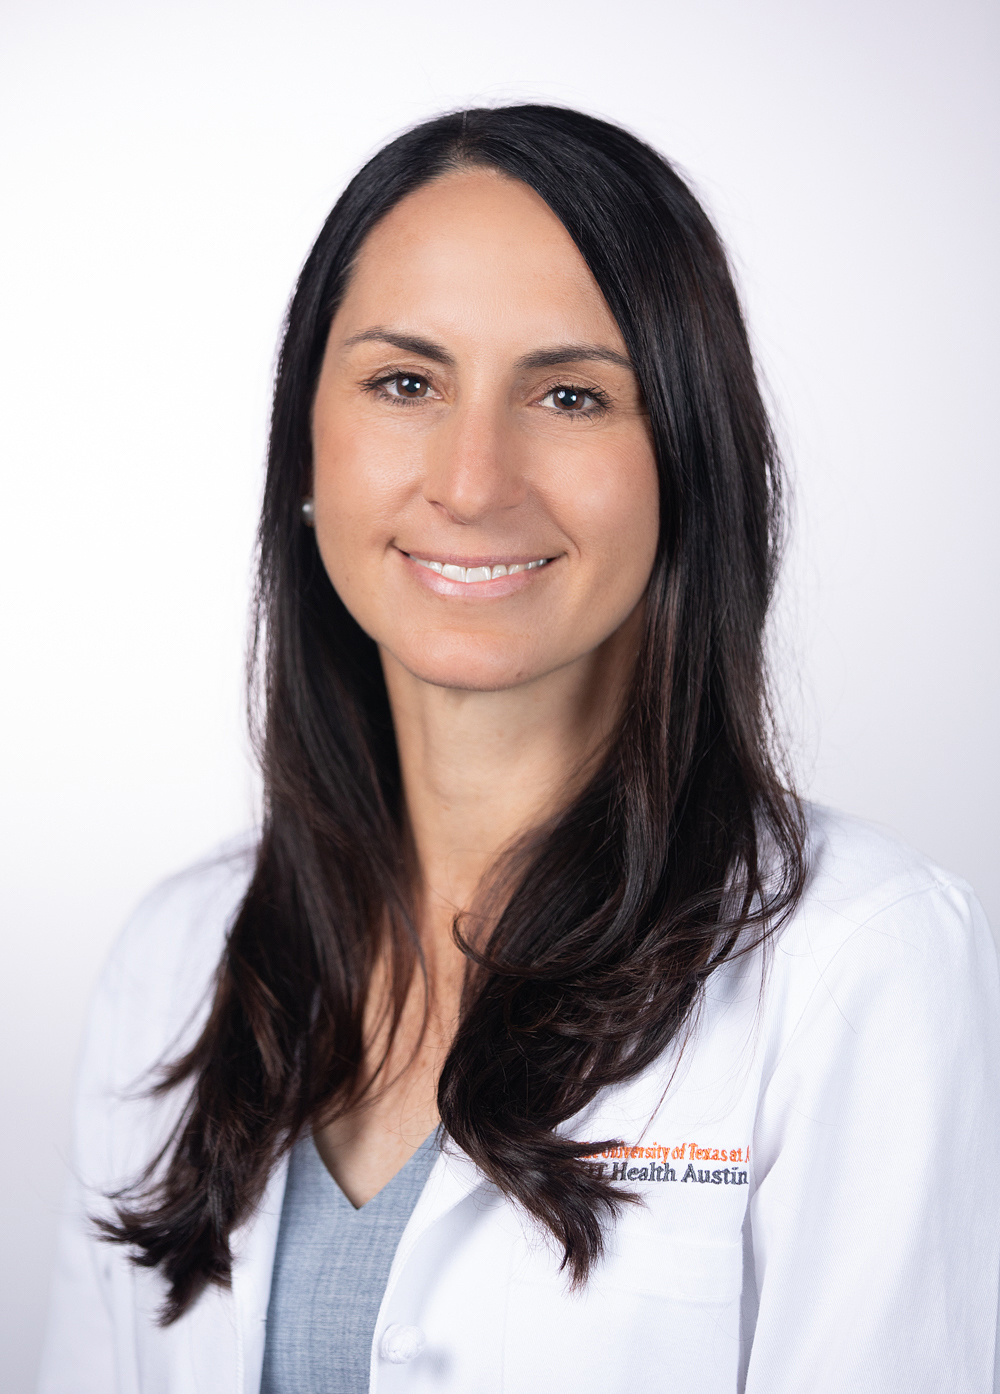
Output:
top-left (406, 555), bottom-right (552, 584)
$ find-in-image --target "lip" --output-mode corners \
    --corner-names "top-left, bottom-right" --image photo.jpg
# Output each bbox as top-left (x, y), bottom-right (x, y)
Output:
top-left (404, 549), bottom-right (555, 569)
top-left (396, 546), bottom-right (559, 597)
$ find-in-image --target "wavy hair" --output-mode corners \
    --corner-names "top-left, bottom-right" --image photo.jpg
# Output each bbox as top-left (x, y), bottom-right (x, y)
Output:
top-left (101, 104), bottom-right (806, 1321)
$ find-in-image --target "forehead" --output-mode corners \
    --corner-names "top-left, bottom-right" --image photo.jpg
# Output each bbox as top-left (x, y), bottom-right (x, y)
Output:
top-left (334, 168), bottom-right (625, 353)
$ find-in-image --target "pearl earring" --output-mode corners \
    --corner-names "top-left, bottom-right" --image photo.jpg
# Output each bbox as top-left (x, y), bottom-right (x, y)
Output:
top-left (301, 497), bottom-right (315, 526)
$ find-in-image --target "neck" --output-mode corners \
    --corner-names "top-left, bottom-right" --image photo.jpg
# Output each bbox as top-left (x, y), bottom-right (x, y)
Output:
top-left (381, 615), bottom-right (640, 949)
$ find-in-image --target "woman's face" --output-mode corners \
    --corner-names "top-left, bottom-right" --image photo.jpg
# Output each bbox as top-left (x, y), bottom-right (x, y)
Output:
top-left (311, 168), bottom-right (659, 693)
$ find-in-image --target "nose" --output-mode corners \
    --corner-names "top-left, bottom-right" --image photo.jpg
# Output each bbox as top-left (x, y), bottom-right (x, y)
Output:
top-left (422, 400), bottom-right (526, 525)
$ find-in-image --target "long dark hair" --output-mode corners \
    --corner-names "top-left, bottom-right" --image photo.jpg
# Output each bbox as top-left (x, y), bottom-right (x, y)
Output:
top-left (102, 104), bottom-right (806, 1321)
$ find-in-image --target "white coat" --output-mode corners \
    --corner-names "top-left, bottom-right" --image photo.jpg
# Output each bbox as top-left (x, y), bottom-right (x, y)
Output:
top-left (38, 806), bottom-right (1000, 1393)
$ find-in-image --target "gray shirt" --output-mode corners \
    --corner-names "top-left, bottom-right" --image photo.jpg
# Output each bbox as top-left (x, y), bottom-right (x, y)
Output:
top-left (261, 1131), bottom-right (439, 1394)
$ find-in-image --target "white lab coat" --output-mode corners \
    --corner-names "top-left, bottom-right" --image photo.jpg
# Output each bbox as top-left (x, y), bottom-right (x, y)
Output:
top-left (38, 806), bottom-right (1000, 1393)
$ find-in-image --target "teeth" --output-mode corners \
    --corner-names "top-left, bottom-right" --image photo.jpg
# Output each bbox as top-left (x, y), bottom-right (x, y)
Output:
top-left (412, 555), bottom-right (549, 583)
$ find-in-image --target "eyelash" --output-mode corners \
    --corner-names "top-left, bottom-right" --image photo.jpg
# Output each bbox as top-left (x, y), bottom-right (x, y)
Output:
top-left (360, 371), bottom-right (611, 418)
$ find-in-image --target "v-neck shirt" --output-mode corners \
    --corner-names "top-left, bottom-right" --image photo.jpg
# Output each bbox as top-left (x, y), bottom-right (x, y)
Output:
top-left (260, 1130), bottom-right (440, 1394)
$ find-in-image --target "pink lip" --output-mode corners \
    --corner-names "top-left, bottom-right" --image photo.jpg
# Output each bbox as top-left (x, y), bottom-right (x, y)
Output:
top-left (396, 547), bottom-right (559, 598)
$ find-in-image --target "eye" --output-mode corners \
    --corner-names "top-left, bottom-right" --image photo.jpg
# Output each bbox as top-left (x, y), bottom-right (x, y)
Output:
top-left (361, 370), bottom-right (441, 406)
top-left (540, 385), bottom-right (604, 414)
top-left (384, 373), bottom-right (431, 398)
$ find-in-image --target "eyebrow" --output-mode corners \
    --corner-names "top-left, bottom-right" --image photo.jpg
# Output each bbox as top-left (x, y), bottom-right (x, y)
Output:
top-left (341, 328), bottom-right (633, 374)
top-left (341, 328), bottom-right (456, 366)
top-left (515, 344), bottom-right (634, 372)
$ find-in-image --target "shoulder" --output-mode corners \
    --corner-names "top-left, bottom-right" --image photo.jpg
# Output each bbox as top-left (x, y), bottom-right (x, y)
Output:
top-left (87, 833), bottom-right (258, 1087)
top-left (69, 834), bottom-right (257, 1188)
top-left (791, 802), bottom-right (990, 957)
top-left (802, 801), bottom-right (971, 914)
top-left (762, 803), bottom-right (998, 1059)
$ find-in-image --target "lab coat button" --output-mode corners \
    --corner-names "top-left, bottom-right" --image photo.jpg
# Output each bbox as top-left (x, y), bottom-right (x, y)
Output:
top-left (380, 1323), bottom-right (426, 1363)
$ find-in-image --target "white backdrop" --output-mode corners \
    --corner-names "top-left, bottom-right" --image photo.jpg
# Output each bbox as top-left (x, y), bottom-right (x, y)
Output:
top-left (2, 0), bottom-right (997, 1385)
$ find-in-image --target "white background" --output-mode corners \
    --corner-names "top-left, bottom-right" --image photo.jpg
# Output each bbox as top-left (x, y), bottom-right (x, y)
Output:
top-left (1, 0), bottom-right (997, 1385)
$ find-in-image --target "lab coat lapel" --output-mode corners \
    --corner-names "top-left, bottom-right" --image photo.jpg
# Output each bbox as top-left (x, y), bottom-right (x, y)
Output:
top-left (212, 1140), bottom-right (479, 1394)
top-left (229, 1154), bottom-right (289, 1394)
top-left (387, 1140), bottom-right (483, 1278)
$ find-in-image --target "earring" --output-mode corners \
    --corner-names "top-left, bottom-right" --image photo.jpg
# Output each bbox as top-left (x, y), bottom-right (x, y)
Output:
top-left (301, 497), bottom-right (315, 526)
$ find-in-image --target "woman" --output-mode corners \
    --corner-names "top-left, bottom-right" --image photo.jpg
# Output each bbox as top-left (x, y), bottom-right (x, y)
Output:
top-left (39, 105), bottom-right (1000, 1393)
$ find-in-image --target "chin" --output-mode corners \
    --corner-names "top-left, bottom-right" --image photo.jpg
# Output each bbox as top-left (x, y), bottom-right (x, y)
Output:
top-left (388, 633), bottom-right (544, 693)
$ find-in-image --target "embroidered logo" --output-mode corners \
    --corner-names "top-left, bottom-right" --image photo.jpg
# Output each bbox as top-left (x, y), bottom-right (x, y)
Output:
top-left (585, 1142), bottom-right (750, 1187)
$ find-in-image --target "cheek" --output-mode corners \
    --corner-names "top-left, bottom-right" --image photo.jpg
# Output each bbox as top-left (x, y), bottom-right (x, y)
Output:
top-left (551, 439), bottom-right (659, 598)
top-left (311, 420), bottom-right (414, 585)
